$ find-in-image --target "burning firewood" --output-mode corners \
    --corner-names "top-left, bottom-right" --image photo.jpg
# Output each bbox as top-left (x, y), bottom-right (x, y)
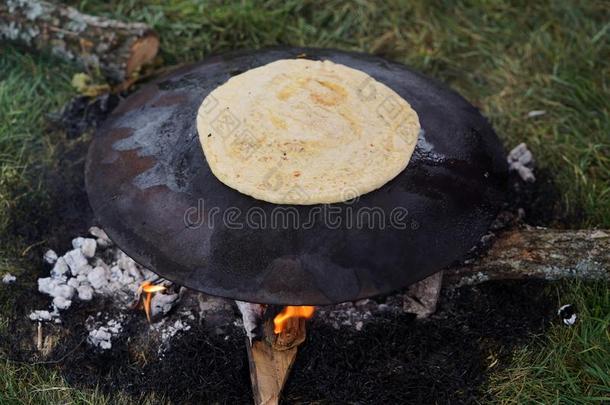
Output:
top-left (239, 304), bottom-right (315, 405)
top-left (0, 0), bottom-right (159, 82)
top-left (138, 281), bottom-right (167, 323)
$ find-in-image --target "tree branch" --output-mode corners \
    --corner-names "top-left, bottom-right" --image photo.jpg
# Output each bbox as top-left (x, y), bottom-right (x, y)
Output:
top-left (0, 0), bottom-right (159, 82)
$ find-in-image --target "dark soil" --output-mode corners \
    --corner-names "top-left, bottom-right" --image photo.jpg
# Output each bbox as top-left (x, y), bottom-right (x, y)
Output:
top-left (285, 281), bottom-right (555, 404)
top-left (0, 280), bottom-right (554, 404)
top-left (505, 169), bottom-right (582, 228)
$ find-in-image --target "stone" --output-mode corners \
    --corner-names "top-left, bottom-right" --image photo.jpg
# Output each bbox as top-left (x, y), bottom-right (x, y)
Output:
top-left (78, 264), bottom-right (93, 276)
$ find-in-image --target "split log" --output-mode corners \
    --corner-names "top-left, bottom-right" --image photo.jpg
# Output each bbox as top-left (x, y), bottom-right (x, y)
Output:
top-left (0, 0), bottom-right (159, 82)
top-left (446, 228), bottom-right (609, 286)
top-left (245, 308), bottom-right (308, 405)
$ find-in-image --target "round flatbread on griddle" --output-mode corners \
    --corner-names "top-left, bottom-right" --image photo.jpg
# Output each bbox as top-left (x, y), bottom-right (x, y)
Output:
top-left (196, 59), bottom-right (420, 204)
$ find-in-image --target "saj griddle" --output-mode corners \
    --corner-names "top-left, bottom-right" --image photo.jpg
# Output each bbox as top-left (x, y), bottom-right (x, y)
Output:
top-left (85, 47), bottom-right (507, 305)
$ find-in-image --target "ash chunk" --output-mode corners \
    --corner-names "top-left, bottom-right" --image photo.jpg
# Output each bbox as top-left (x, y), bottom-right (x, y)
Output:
top-left (507, 143), bottom-right (536, 183)
top-left (87, 318), bottom-right (123, 350)
top-left (63, 248), bottom-right (88, 276)
top-left (87, 266), bottom-right (109, 289)
top-left (53, 296), bottom-right (72, 310)
top-left (43, 249), bottom-right (58, 264)
top-left (2, 273), bottom-right (16, 284)
top-left (51, 257), bottom-right (69, 278)
top-left (89, 226), bottom-right (112, 248)
top-left (151, 292), bottom-right (179, 318)
top-left (81, 238), bottom-right (97, 258)
top-left (236, 301), bottom-right (265, 343)
top-left (77, 284), bottom-right (94, 301)
top-left (28, 308), bottom-right (60, 322)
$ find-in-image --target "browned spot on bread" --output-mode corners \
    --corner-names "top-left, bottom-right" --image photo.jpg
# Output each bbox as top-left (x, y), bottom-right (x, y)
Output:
top-left (309, 80), bottom-right (347, 106)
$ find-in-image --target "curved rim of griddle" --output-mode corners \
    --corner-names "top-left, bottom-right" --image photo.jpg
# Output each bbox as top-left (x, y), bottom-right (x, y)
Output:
top-left (86, 46), bottom-right (508, 305)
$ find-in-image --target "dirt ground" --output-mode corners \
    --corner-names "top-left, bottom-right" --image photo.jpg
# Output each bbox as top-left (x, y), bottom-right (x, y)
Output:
top-left (6, 277), bottom-right (555, 404)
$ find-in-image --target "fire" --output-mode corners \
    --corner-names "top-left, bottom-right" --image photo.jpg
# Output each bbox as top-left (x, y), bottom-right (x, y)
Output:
top-left (273, 306), bottom-right (315, 334)
top-left (138, 281), bottom-right (166, 322)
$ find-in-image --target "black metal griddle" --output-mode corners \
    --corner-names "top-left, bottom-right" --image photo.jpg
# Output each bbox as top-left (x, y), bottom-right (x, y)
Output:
top-left (85, 47), bottom-right (507, 305)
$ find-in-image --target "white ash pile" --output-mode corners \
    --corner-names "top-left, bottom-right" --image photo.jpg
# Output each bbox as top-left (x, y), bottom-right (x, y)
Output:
top-left (317, 296), bottom-right (405, 331)
top-left (29, 227), bottom-right (182, 343)
top-left (150, 317), bottom-right (194, 355)
top-left (86, 314), bottom-right (125, 350)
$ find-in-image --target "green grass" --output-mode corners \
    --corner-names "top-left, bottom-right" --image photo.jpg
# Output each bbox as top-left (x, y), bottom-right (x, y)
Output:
top-left (0, 47), bottom-right (77, 274)
top-left (0, 1), bottom-right (608, 403)
top-left (488, 281), bottom-right (610, 404)
top-left (0, 359), bottom-right (161, 404)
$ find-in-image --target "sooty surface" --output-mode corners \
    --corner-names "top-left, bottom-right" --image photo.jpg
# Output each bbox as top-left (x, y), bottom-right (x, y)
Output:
top-left (47, 280), bottom-right (554, 404)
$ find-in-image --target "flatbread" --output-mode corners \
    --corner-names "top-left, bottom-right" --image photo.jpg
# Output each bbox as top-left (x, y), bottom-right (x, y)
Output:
top-left (196, 58), bottom-right (420, 204)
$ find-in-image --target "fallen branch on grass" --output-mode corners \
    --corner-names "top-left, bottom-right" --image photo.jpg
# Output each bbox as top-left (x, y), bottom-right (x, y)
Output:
top-left (0, 0), bottom-right (159, 82)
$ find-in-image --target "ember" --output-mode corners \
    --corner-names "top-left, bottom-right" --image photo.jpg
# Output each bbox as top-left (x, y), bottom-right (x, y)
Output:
top-left (274, 306), bottom-right (315, 334)
top-left (139, 281), bottom-right (167, 322)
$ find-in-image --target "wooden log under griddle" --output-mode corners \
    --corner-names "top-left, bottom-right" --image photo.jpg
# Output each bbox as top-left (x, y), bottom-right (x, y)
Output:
top-left (446, 228), bottom-right (609, 286)
top-left (0, 0), bottom-right (159, 82)
top-left (246, 310), bottom-right (308, 405)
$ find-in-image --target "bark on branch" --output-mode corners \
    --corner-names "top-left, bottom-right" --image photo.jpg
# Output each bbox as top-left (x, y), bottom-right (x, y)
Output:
top-left (445, 228), bottom-right (609, 286)
top-left (0, 0), bottom-right (159, 82)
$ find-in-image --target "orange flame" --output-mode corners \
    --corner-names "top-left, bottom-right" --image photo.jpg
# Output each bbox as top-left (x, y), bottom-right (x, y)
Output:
top-left (138, 281), bottom-right (166, 322)
top-left (273, 306), bottom-right (315, 334)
